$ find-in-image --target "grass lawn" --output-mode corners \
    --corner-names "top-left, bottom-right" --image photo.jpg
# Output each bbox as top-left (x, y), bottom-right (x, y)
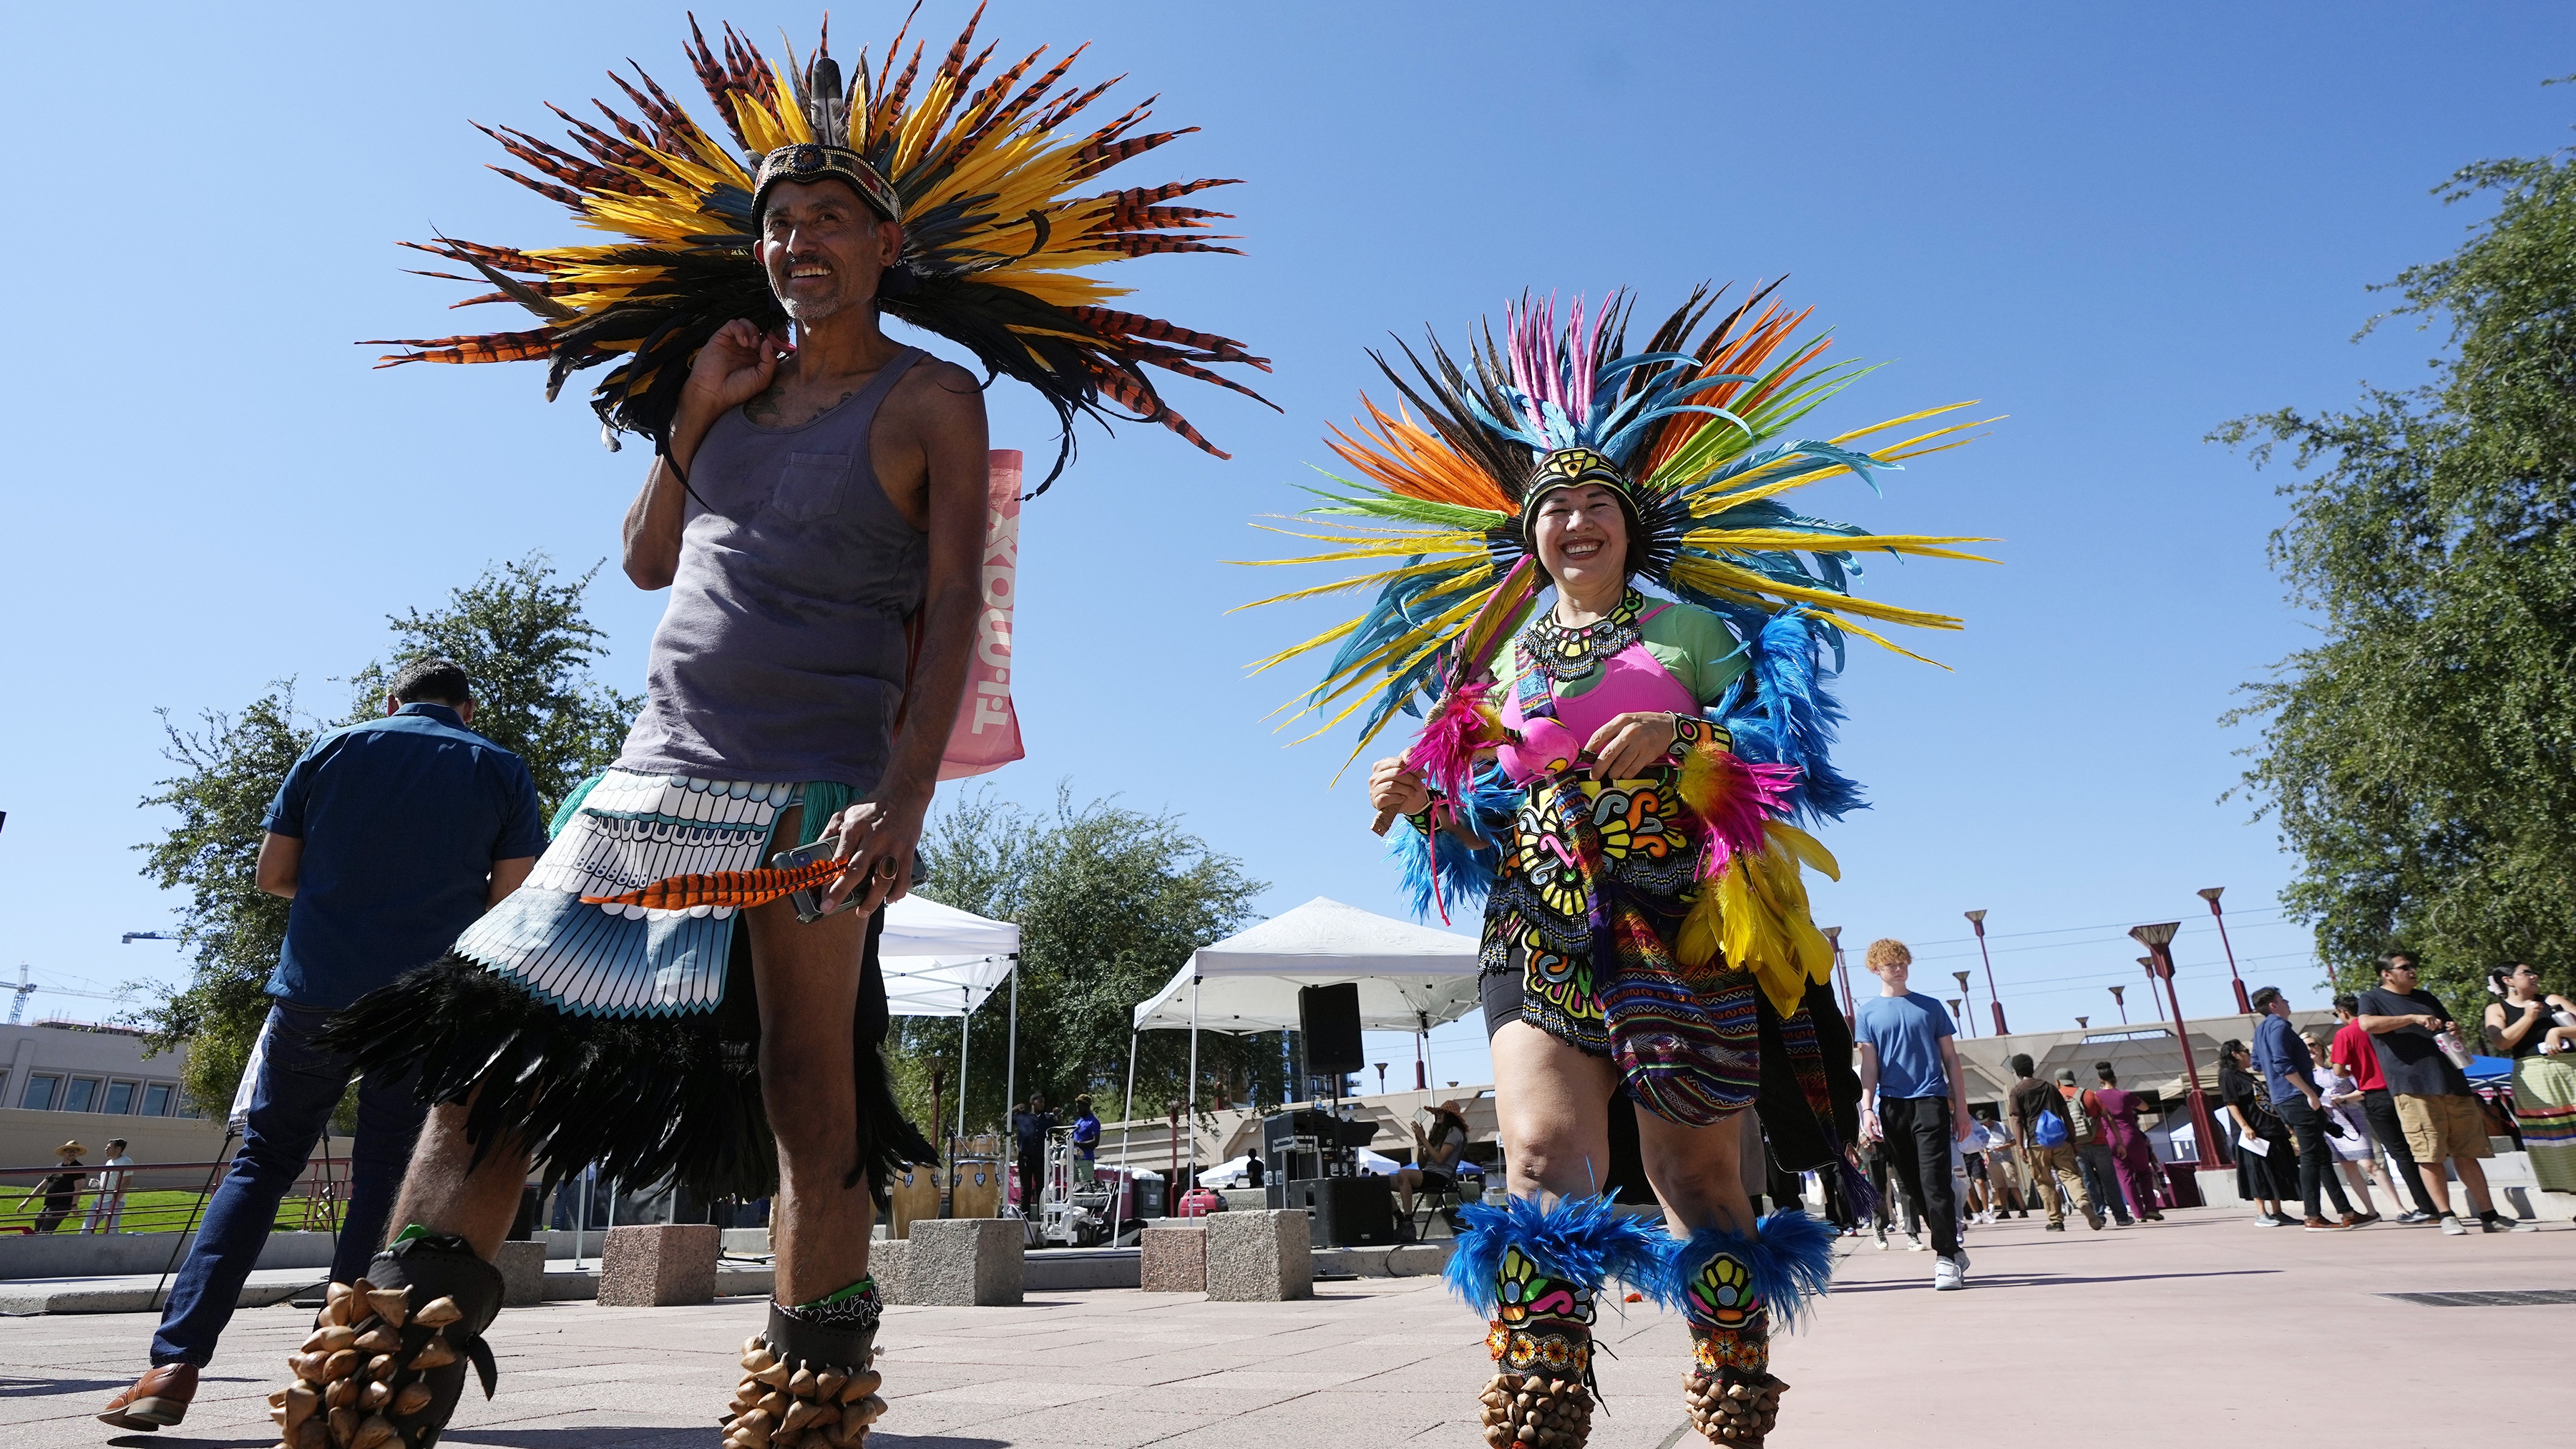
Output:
top-left (0, 1189), bottom-right (338, 1236)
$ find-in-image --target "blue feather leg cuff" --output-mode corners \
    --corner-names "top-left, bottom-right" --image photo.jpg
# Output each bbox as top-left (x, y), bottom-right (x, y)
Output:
top-left (1444, 1193), bottom-right (1664, 1319)
top-left (1649, 1210), bottom-right (1838, 1335)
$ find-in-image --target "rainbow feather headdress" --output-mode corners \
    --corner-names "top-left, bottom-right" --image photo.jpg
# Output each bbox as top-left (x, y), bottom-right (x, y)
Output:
top-left (371, 7), bottom-right (1273, 492)
top-left (1246, 283), bottom-right (1992, 766)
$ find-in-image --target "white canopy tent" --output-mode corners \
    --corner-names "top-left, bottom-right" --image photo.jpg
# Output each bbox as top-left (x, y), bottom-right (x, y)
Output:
top-left (878, 894), bottom-right (1022, 1141)
top-left (1125, 896), bottom-right (1480, 1183)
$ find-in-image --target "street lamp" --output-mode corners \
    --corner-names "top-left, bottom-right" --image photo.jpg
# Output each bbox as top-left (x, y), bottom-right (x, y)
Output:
top-left (2132, 922), bottom-right (2220, 1170)
top-left (2108, 984), bottom-right (2128, 1025)
top-left (2197, 887), bottom-right (2252, 1015)
top-left (2077, 1016), bottom-right (2089, 1029)
top-left (1947, 999), bottom-right (1964, 1024)
top-left (1964, 910), bottom-right (2007, 1035)
top-left (1951, 971), bottom-right (1976, 1037)
top-left (2138, 958), bottom-right (2170, 1023)
top-left (1823, 927), bottom-right (1853, 1029)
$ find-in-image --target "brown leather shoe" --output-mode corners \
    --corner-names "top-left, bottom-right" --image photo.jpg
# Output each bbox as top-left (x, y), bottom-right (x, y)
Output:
top-left (98, 1363), bottom-right (197, 1430)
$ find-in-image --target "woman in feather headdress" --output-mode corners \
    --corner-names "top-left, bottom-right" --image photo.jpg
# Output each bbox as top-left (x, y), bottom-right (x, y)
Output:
top-left (1247, 286), bottom-right (1988, 1447)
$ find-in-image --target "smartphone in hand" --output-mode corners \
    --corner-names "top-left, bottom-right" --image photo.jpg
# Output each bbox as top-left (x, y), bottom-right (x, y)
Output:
top-left (769, 838), bottom-right (851, 924)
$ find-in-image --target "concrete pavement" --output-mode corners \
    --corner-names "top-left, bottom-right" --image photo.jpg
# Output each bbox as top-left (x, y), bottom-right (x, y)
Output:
top-left (0, 1206), bottom-right (2564, 1448)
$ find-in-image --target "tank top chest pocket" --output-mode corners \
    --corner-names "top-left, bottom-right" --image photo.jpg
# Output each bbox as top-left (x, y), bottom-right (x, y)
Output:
top-left (769, 452), bottom-right (852, 522)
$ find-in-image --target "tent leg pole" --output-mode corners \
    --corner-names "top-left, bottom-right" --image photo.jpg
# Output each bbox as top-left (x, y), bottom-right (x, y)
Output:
top-left (1187, 975), bottom-right (1201, 1191)
top-left (957, 1001), bottom-right (972, 1144)
top-left (1119, 1030), bottom-right (1138, 1232)
top-left (1003, 955), bottom-right (1020, 1151)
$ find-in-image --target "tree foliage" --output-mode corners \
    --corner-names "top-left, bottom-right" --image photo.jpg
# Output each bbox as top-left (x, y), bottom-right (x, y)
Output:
top-left (130, 555), bottom-right (638, 1112)
top-left (2215, 124), bottom-right (2576, 1013)
top-left (897, 788), bottom-right (1273, 1143)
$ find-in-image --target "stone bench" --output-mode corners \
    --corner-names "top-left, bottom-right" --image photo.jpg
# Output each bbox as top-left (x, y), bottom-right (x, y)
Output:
top-left (1205, 1209), bottom-right (1312, 1302)
top-left (597, 1224), bottom-right (720, 1307)
top-left (494, 1239), bottom-right (548, 1307)
top-left (1138, 1224), bottom-right (1205, 1292)
top-left (887, 1219), bottom-right (1022, 1306)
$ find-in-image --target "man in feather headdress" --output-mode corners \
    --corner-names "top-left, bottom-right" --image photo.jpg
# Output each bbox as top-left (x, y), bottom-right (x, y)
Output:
top-left (203, 14), bottom-right (1271, 1443)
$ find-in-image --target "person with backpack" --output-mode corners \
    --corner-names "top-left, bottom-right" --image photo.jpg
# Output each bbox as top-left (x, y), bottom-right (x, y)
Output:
top-left (2006, 1055), bottom-right (2102, 1231)
top-left (2054, 1068), bottom-right (2131, 1226)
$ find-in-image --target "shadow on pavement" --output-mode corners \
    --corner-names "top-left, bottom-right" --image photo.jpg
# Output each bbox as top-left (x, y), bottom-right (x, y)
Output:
top-left (0, 1374), bottom-right (127, 1398)
top-left (444, 1433), bottom-right (1008, 1449)
top-left (1835, 1268), bottom-right (2280, 1293)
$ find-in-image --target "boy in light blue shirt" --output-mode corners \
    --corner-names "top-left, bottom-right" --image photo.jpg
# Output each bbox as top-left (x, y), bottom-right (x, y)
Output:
top-left (1852, 938), bottom-right (1973, 1289)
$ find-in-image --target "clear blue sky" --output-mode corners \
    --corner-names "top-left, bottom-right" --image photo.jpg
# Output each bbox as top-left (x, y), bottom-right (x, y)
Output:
top-left (4, 3), bottom-right (2569, 1092)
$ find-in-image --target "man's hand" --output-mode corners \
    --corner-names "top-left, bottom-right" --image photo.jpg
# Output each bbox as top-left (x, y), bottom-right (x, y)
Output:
top-left (1858, 1106), bottom-right (1882, 1145)
top-left (1369, 758), bottom-right (1432, 819)
top-left (2412, 1013), bottom-right (2443, 1031)
top-left (1583, 712), bottom-right (1680, 781)
top-left (1952, 1099), bottom-right (1975, 1144)
top-left (817, 787), bottom-right (934, 917)
top-left (680, 318), bottom-right (791, 425)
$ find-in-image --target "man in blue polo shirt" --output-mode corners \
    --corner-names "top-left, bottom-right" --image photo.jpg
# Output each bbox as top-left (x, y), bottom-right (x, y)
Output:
top-left (101, 658), bottom-right (547, 1431)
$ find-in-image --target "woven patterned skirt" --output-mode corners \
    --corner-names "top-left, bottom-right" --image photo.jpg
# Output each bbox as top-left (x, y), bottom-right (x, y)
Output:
top-left (2514, 1054), bottom-right (2576, 1194)
top-left (321, 770), bottom-right (929, 1201)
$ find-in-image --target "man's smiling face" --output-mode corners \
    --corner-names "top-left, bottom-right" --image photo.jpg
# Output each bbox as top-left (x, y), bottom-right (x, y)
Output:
top-left (759, 179), bottom-right (902, 325)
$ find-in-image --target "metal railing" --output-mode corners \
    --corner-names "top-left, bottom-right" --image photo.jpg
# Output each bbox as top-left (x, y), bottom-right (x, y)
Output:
top-left (0, 1155), bottom-right (351, 1236)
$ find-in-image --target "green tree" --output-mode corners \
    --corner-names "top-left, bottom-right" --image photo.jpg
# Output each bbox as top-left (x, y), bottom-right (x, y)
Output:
top-left (2215, 115), bottom-right (2576, 1015)
top-left (133, 689), bottom-right (313, 1116)
top-left (343, 554), bottom-right (640, 819)
top-left (896, 788), bottom-right (1275, 1143)
top-left (131, 555), bottom-right (638, 1111)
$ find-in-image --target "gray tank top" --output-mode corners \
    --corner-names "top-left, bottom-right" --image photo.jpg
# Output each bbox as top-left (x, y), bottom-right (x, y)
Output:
top-left (614, 347), bottom-right (927, 790)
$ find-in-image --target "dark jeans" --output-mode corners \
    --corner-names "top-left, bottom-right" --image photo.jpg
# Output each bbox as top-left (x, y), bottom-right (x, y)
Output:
top-left (2075, 1143), bottom-right (2132, 1224)
top-left (1878, 1096), bottom-right (1960, 1257)
top-left (152, 1002), bottom-right (426, 1367)
top-left (2360, 1088), bottom-right (2440, 1216)
top-left (2273, 1096), bottom-right (2356, 1221)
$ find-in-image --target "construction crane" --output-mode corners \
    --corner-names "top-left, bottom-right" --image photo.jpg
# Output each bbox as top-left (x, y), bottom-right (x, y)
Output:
top-left (8, 964), bottom-right (139, 1025)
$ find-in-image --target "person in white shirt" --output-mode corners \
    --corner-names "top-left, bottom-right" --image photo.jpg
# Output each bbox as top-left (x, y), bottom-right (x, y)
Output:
top-left (84, 1139), bottom-right (135, 1234)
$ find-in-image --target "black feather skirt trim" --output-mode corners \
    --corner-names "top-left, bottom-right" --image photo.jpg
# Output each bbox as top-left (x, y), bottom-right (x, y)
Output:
top-left (318, 913), bottom-right (933, 1203)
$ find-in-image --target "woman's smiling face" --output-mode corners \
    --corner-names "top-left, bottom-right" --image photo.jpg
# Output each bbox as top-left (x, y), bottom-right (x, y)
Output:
top-left (1528, 484), bottom-right (1629, 595)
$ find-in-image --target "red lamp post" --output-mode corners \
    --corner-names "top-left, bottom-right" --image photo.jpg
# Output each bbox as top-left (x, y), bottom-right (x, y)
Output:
top-left (2198, 887), bottom-right (2253, 1015)
top-left (2076, 1016), bottom-right (2089, 1029)
top-left (2138, 958), bottom-right (2170, 1023)
top-left (2108, 984), bottom-right (2129, 1025)
top-left (1951, 971), bottom-right (1976, 1037)
top-left (2132, 922), bottom-right (2220, 1170)
top-left (1965, 910), bottom-right (2007, 1035)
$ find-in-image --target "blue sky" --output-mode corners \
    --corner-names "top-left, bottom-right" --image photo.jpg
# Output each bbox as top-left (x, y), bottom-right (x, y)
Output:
top-left (4, 3), bottom-right (2569, 1093)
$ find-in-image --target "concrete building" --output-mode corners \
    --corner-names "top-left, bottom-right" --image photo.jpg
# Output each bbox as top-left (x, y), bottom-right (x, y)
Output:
top-left (0, 1020), bottom-right (233, 1188)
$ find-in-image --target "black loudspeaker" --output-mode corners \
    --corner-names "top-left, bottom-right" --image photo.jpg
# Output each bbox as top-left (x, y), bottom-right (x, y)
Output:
top-left (1284, 1175), bottom-right (1397, 1246)
top-left (1299, 982), bottom-right (1365, 1075)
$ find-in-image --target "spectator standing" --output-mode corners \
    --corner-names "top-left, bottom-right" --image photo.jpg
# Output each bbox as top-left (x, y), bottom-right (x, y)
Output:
top-left (17, 1143), bottom-right (85, 1234)
top-left (2218, 1040), bottom-right (2297, 1224)
top-left (100, 658), bottom-right (547, 1430)
top-left (2058, 1069), bottom-right (2133, 1226)
top-left (1010, 1093), bottom-right (1056, 1210)
top-left (2484, 964), bottom-right (2576, 1194)
top-left (2328, 994), bottom-right (2440, 1223)
top-left (2007, 1055), bottom-right (2103, 1231)
top-left (2250, 987), bottom-right (2364, 1231)
top-left (2306, 1030), bottom-right (2396, 1218)
top-left (2089, 1066), bottom-right (2166, 1221)
top-left (2358, 953), bottom-right (2531, 1234)
top-left (1069, 1095), bottom-right (1102, 1184)
top-left (83, 1139), bottom-right (135, 1234)
top-left (1976, 1110), bottom-right (2031, 1219)
top-left (1852, 939), bottom-right (1973, 1288)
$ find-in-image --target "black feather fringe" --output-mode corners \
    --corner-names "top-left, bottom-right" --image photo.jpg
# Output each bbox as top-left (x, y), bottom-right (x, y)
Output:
top-left (318, 948), bottom-right (933, 1204)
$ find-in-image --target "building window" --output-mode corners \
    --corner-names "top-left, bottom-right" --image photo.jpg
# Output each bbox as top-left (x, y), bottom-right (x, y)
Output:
top-left (21, 1075), bottom-right (60, 1112)
top-left (61, 1078), bottom-right (101, 1114)
top-left (142, 1083), bottom-right (174, 1117)
top-left (103, 1080), bottom-right (139, 1116)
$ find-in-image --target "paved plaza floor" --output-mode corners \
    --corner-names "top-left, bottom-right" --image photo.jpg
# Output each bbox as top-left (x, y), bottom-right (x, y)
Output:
top-left (0, 1207), bottom-right (2562, 1449)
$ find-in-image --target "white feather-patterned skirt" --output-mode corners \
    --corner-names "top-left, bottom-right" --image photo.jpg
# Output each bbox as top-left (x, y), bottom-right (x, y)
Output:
top-left (452, 771), bottom-right (797, 1017)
